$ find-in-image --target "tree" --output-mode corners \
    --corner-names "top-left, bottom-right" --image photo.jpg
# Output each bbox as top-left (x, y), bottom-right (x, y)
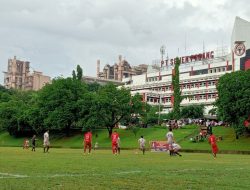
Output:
top-left (0, 91), bottom-right (34, 136)
top-left (36, 78), bottom-right (87, 136)
top-left (72, 70), bottom-right (77, 80)
top-left (216, 70), bottom-right (250, 138)
top-left (76, 65), bottom-right (83, 80)
top-left (181, 105), bottom-right (204, 119)
top-left (87, 82), bottom-right (101, 92)
top-left (172, 57), bottom-right (181, 119)
top-left (140, 105), bottom-right (159, 127)
top-left (83, 84), bottom-right (144, 137)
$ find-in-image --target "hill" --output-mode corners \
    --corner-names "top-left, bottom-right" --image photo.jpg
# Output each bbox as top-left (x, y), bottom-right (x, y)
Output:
top-left (0, 125), bottom-right (249, 151)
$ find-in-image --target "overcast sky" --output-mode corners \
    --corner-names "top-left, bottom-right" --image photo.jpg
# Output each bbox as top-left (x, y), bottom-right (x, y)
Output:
top-left (1, 0), bottom-right (250, 84)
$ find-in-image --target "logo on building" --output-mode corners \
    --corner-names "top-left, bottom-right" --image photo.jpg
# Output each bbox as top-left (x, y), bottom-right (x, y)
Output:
top-left (234, 43), bottom-right (246, 56)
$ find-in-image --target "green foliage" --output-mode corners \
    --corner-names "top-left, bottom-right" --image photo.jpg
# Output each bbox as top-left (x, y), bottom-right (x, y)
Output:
top-left (208, 107), bottom-right (217, 116)
top-left (172, 57), bottom-right (181, 119)
top-left (87, 82), bottom-right (101, 92)
top-left (76, 65), bottom-right (83, 80)
top-left (130, 125), bottom-right (140, 137)
top-left (140, 105), bottom-right (159, 127)
top-left (161, 111), bottom-right (175, 121)
top-left (0, 74), bottom-right (146, 138)
top-left (82, 84), bottom-right (144, 136)
top-left (181, 104), bottom-right (204, 119)
top-left (216, 70), bottom-right (250, 137)
top-left (0, 91), bottom-right (34, 136)
top-left (72, 70), bottom-right (77, 80)
top-left (36, 78), bottom-right (87, 136)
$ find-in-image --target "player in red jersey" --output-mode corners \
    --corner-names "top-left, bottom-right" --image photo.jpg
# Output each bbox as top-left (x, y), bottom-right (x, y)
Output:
top-left (83, 130), bottom-right (92, 154)
top-left (111, 131), bottom-right (119, 155)
top-left (208, 132), bottom-right (219, 158)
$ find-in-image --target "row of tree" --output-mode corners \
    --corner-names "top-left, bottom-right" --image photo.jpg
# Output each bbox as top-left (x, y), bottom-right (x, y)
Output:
top-left (1, 64), bottom-right (248, 138)
top-left (216, 69), bottom-right (250, 138)
top-left (0, 66), bottom-right (204, 137)
top-left (0, 77), bottom-right (148, 137)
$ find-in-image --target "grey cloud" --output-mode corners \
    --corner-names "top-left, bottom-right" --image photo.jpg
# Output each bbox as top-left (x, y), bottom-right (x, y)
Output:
top-left (1, 0), bottom-right (250, 84)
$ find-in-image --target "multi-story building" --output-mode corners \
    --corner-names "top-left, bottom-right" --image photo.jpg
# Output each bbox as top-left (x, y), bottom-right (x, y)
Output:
top-left (123, 17), bottom-right (250, 115)
top-left (3, 56), bottom-right (51, 90)
top-left (97, 55), bottom-right (148, 81)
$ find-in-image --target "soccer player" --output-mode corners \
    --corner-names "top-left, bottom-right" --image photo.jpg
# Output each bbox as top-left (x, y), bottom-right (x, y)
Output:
top-left (117, 137), bottom-right (121, 154)
top-left (31, 135), bottom-right (38, 152)
top-left (172, 142), bottom-right (182, 157)
top-left (138, 136), bottom-right (146, 155)
top-left (111, 131), bottom-right (119, 155)
top-left (83, 129), bottom-right (92, 154)
top-left (43, 130), bottom-right (50, 153)
top-left (166, 128), bottom-right (174, 156)
top-left (208, 132), bottom-right (219, 158)
top-left (23, 138), bottom-right (29, 149)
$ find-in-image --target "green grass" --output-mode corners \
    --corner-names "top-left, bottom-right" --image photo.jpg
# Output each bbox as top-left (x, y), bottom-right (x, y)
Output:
top-left (0, 126), bottom-right (249, 151)
top-left (0, 147), bottom-right (249, 190)
top-left (0, 125), bottom-right (198, 149)
top-left (180, 127), bottom-right (250, 151)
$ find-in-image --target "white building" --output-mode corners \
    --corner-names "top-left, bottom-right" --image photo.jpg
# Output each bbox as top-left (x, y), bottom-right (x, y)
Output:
top-left (123, 17), bottom-right (250, 115)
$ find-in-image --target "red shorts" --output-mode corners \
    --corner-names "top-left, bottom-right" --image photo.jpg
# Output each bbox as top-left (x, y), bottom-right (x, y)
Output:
top-left (84, 142), bottom-right (92, 148)
top-left (211, 144), bottom-right (218, 154)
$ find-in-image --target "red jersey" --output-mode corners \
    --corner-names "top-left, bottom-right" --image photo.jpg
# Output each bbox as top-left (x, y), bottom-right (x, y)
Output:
top-left (111, 132), bottom-right (119, 144)
top-left (208, 134), bottom-right (217, 145)
top-left (84, 132), bottom-right (92, 143)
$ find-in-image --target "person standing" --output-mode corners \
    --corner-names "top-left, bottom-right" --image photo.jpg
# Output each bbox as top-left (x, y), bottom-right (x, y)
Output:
top-left (111, 131), bottom-right (119, 155)
top-left (83, 130), bottom-right (92, 154)
top-left (31, 135), bottom-right (37, 152)
top-left (117, 137), bottom-right (121, 154)
top-left (43, 130), bottom-right (50, 153)
top-left (166, 128), bottom-right (174, 156)
top-left (208, 132), bottom-right (219, 158)
top-left (138, 136), bottom-right (146, 155)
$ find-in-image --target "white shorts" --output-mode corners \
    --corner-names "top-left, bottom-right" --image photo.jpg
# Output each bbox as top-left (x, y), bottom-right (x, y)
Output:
top-left (43, 141), bottom-right (50, 146)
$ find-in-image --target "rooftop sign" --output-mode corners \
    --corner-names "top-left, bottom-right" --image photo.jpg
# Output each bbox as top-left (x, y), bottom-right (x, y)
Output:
top-left (161, 51), bottom-right (214, 67)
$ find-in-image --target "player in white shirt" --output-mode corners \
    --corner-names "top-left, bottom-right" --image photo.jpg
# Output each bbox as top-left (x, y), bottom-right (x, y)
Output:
top-left (166, 128), bottom-right (174, 156)
top-left (172, 143), bottom-right (182, 157)
top-left (43, 130), bottom-right (50, 153)
top-left (117, 137), bottom-right (121, 154)
top-left (138, 136), bottom-right (146, 155)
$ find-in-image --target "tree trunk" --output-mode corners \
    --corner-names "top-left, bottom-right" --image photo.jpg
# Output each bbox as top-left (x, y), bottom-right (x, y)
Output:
top-left (236, 133), bottom-right (239, 139)
top-left (108, 128), bottom-right (112, 138)
top-left (66, 124), bottom-right (70, 137)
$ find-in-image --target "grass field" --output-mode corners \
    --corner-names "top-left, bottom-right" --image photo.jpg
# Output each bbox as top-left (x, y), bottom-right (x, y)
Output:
top-left (1, 126), bottom-right (250, 152)
top-left (0, 147), bottom-right (250, 190)
top-left (0, 126), bottom-right (198, 148)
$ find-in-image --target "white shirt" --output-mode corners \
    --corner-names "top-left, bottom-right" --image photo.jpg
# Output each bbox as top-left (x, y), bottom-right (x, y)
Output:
top-left (44, 132), bottom-right (49, 143)
top-left (138, 138), bottom-right (146, 146)
top-left (166, 132), bottom-right (174, 142)
top-left (172, 143), bottom-right (181, 150)
top-left (117, 137), bottom-right (121, 147)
